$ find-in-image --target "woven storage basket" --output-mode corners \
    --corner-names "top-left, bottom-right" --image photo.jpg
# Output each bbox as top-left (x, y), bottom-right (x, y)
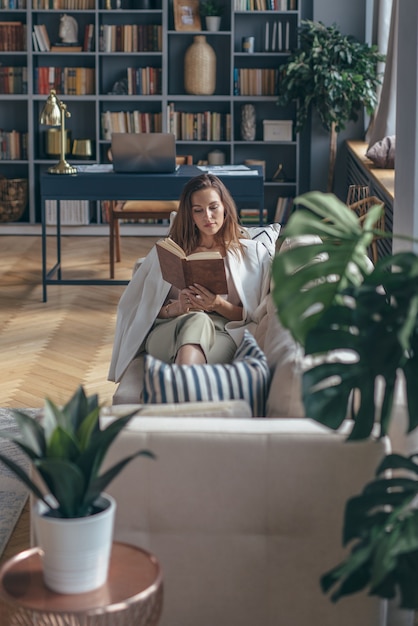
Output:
top-left (184, 35), bottom-right (216, 95)
top-left (0, 177), bottom-right (28, 222)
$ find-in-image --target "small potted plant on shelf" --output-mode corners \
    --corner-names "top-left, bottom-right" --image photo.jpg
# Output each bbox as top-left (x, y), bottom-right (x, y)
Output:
top-left (271, 191), bottom-right (418, 614)
top-left (200, 0), bottom-right (223, 31)
top-left (0, 385), bottom-right (154, 594)
top-left (277, 20), bottom-right (384, 192)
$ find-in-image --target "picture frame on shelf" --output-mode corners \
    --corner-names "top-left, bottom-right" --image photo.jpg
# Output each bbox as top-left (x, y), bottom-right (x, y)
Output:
top-left (174, 0), bottom-right (201, 31)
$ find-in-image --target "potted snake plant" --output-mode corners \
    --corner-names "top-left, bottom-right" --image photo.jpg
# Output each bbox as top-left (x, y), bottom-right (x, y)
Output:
top-left (0, 385), bottom-right (154, 594)
top-left (271, 191), bottom-right (418, 611)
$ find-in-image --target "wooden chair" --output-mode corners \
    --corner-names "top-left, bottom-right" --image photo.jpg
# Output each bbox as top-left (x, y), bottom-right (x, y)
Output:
top-left (108, 155), bottom-right (192, 278)
top-left (348, 195), bottom-right (385, 264)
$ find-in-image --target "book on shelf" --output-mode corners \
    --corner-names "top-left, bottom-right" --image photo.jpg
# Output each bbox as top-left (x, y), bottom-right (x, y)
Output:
top-left (45, 200), bottom-right (91, 225)
top-left (50, 44), bottom-right (83, 52)
top-left (32, 0), bottom-right (95, 7)
top-left (233, 0), bottom-right (297, 10)
top-left (0, 21), bottom-right (26, 52)
top-left (33, 24), bottom-right (51, 52)
top-left (0, 66), bottom-right (28, 94)
top-left (240, 208), bottom-right (267, 224)
top-left (156, 238), bottom-right (228, 294)
top-left (83, 24), bottom-right (94, 52)
top-left (274, 196), bottom-right (294, 223)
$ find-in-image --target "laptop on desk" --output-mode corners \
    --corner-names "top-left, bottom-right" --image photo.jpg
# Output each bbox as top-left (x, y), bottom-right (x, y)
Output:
top-left (111, 133), bottom-right (177, 173)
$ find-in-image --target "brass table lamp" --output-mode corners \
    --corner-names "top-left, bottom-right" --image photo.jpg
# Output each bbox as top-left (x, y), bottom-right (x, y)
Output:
top-left (39, 89), bottom-right (77, 175)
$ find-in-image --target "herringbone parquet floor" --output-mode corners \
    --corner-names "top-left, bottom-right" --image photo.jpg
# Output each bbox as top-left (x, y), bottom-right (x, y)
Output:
top-left (0, 234), bottom-right (158, 408)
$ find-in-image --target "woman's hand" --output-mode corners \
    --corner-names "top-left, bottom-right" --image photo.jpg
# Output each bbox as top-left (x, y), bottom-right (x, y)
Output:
top-left (179, 289), bottom-right (198, 314)
top-left (184, 284), bottom-right (218, 313)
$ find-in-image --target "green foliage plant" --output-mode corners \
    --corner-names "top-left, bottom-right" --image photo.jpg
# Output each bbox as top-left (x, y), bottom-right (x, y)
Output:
top-left (200, 0), bottom-right (223, 16)
top-left (277, 20), bottom-right (385, 191)
top-left (0, 386), bottom-right (154, 518)
top-left (271, 191), bottom-right (418, 609)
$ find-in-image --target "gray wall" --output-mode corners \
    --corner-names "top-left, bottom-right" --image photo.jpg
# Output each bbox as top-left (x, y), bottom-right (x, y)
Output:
top-left (304, 0), bottom-right (368, 198)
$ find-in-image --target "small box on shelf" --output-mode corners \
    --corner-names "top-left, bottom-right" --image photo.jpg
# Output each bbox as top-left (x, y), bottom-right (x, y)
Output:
top-left (263, 120), bottom-right (293, 142)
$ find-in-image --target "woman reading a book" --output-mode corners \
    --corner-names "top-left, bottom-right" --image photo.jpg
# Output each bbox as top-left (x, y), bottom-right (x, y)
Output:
top-left (109, 173), bottom-right (271, 384)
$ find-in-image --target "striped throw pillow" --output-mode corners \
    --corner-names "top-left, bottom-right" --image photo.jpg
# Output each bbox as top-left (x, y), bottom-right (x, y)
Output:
top-left (243, 223), bottom-right (281, 258)
top-left (143, 331), bottom-right (270, 417)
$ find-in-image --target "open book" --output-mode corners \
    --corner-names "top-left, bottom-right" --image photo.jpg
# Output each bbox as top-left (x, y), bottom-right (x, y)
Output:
top-left (156, 238), bottom-right (228, 294)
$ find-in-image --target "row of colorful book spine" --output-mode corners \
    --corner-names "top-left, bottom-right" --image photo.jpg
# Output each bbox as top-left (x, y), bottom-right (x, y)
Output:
top-left (34, 66), bottom-right (95, 95)
top-left (167, 104), bottom-right (231, 142)
top-left (126, 66), bottom-right (162, 96)
top-left (0, 0), bottom-right (26, 7)
top-left (101, 110), bottom-right (162, 139)
top-left (233, 68), bottom-right (278, 96)
top-left (234, 0), bottom-right (297, 10)
top-left (99, 24), bottom-right (162, 53)
top-left (45, 200), bottom-right (92, 225)
top-left (0, 130), bottom-right (28, 161)
top-left (0, 22), bottom-right (26, 52)
top-left (32, 0), bottom-right (94, 8)
top-left (0, 66), bottom-right (28, 95)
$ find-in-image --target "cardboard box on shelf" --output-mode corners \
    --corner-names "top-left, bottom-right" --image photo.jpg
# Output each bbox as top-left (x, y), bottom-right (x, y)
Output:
top-left (263, 120), bottom-right (293, 142)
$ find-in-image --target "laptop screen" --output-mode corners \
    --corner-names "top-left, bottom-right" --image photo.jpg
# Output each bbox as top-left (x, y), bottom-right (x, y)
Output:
top-left (111, 133), bottom-right (177, 173)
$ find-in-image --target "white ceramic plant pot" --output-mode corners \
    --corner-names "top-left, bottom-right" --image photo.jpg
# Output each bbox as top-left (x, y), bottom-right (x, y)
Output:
top-left (205, 16), bottom-right (221, 31)
top-left (32, 493), bottom-right (116, 594)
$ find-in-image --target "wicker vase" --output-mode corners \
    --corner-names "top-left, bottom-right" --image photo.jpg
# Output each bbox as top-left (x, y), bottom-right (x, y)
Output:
top-left (184, 35), bottom-right (216, 95)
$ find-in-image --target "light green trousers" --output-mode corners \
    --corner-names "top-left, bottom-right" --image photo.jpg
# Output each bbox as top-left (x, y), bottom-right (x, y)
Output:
top-left (145, 311), bottom-right (236, 364)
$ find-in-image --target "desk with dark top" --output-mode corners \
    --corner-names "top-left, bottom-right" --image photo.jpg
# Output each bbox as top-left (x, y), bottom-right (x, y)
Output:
top-left (40, 165), bottom-right (264, 302)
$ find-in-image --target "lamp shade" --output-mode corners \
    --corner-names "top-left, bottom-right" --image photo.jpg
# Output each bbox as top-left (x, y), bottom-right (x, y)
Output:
top-left (40, 90), bottom-right (61, 126)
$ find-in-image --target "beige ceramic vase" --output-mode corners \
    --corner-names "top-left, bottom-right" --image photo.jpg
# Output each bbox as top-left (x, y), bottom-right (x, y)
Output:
top-left (184, 35), bottom-right (216, 95)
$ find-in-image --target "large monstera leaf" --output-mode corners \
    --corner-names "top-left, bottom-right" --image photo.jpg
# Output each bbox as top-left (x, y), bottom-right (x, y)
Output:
top-left (271, 192), bottom-right (418, 439)
top-left (272, 191), bottom-right (380, 346)
top-left (303, 255), bottom-right (418, 440)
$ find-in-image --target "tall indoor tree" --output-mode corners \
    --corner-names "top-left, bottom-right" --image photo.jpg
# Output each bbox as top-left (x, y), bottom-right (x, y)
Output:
top-left (277, 20), bottom-right (385, 192)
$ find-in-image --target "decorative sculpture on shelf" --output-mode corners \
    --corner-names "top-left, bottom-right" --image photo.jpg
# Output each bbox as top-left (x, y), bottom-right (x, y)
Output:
top-left (59, 14), bottom-right (78, 44)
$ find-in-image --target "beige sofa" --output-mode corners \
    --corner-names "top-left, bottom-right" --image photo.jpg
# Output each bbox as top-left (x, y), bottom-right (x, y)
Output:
top-left (104, 229), bottom-right (408, 625)
top-left (102, 415), bottom-right (389, 626)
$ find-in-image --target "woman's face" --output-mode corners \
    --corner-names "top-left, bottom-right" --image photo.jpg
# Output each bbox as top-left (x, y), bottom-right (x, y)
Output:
top-left (190, 187), bottom-right (225, 237)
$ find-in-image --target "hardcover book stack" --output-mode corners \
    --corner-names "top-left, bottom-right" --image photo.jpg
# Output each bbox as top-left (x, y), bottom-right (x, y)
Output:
top-left (240, 208), bottom-right (268, 224)
top-left (101, 110), bottom-right (162, 139)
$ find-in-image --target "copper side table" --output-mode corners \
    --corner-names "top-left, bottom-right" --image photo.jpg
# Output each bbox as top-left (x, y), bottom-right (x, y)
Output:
top-left (0, 541), bottom-right (163, 626)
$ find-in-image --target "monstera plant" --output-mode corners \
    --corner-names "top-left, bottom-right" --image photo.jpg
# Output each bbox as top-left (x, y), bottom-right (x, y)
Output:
top-left (271, 191), bottom-right (418, 609)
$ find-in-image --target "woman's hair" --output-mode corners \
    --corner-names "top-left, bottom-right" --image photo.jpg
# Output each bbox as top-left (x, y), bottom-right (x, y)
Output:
top-left (168, 174), bottom-right (247, 256)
